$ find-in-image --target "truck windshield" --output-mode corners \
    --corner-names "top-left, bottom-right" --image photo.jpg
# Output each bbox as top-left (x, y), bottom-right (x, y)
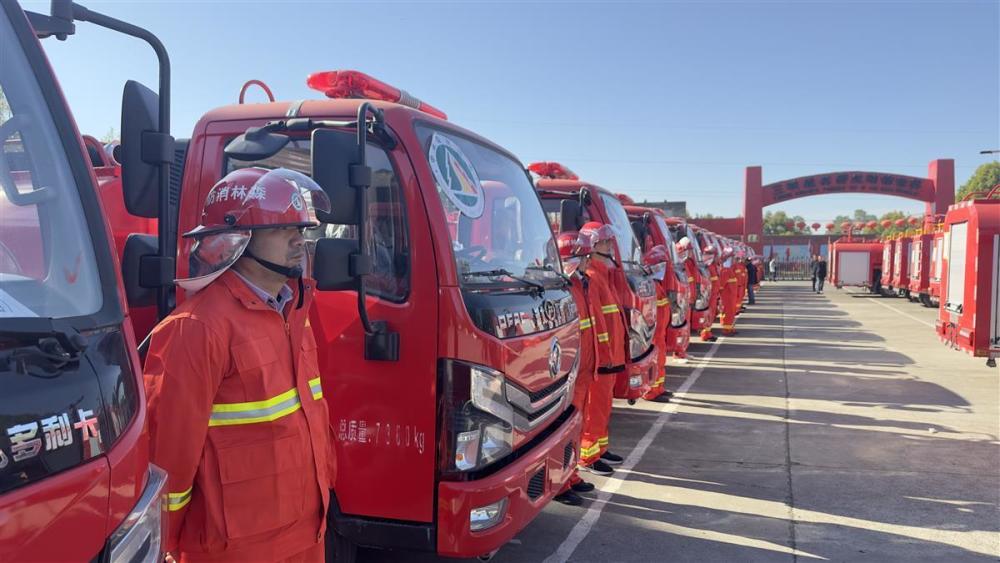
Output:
top-left (0, 10), bottom-right (102, 319)
top-left (416, 126), bottom-right (560, 288)
top-left (598, 193), bottom-right (642, 266)
top-left (654, 214), bottom-right (687, 281)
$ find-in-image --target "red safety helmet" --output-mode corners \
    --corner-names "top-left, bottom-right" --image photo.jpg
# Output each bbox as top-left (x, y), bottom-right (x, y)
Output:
top-left (643, 244), bottom-right (669, 281)
top-left (557, 231), bottom-right (593, 276)
top-left (177, 167), bottom-right (331, 293)
top-left (675, 236), bottom-right (692, 262)
top-left (579, 221), bottom-right (616, 247)
top-left (721, 245), bottom-right (734, 259)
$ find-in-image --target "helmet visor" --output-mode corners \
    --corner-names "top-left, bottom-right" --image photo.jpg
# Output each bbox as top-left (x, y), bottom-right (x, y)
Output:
top-left (176, 230), bottom-right (251, 293)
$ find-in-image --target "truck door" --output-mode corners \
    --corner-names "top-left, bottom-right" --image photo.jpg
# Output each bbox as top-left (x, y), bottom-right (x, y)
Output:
top-left (224, 139), bottom-right (439, 523)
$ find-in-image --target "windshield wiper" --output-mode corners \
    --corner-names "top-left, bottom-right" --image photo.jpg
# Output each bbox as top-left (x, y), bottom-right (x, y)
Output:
top-left (525, 264), bottom-right (571, 285)
top-left (463, 268), bottom-right (546, 295)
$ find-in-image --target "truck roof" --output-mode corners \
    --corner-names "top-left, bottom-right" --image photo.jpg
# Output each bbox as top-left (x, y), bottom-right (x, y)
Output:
top-left (192, 96), bottom-right (517, 163)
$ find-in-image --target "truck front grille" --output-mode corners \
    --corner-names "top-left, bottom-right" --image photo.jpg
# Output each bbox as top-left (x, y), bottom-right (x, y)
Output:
top-left (527, 468), bottom-right (545, 500)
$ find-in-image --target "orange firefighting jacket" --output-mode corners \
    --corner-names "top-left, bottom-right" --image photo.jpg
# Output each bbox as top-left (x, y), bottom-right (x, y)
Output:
top-left (568, 271), bottom-right (614, 407)
top-left (144, 270), bottom-right (334, 561)
top-left (587, 259), bottom-right (627, 369)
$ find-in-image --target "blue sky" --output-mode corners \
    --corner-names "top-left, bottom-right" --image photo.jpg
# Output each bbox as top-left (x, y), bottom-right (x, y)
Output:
top-left (31, 0), bottom-right (1000, 224)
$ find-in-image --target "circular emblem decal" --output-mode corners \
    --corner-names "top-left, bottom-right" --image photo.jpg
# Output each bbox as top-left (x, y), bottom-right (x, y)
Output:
top-left (290, 192), bottom-right (304, 211)
top-left (427, 133), bottom-right (485, 219)
top-left (548, 337), bottom-right (562, 379)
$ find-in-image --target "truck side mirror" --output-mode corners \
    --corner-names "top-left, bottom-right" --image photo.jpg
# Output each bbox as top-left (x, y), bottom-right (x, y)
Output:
top-left (560, 199), bottom-right (582, 232)
top-left (121, 233), bottom-right (158, 307)
top-left (313, 238), bottom-right (360, 291)
top-left (311, 128), bottom-right (361, 224)
top-left (120, 81), bottom-right (164, 218)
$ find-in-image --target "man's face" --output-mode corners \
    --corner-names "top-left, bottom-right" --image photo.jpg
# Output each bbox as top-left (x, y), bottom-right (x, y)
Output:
top-left (248, 226), bottom-right (306, 269)
top-left (595, 239), bottom-right (614, 257)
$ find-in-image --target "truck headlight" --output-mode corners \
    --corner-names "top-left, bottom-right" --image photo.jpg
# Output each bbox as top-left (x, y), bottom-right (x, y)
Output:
top-left (629, 311), bottom-right (653, 359)
top-left (108, 464), bottom-right (168, 563)
top-left (669, 290), bottom-right (687, 328)
top-left (439, 361), bottom-right (515, 474)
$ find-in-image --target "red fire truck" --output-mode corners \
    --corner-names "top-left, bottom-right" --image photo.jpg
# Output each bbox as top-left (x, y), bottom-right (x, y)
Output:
top-left (831, 236), bottom-right (883, 292)
top-left (928, 222), bottom-right (946, 307)
top-left (937, 188), bottom-right (1000, 367)
top-left (664, 217), bottom-right (714, 336)
top-left (114, 71), bottom-right (583, 560)
top-left (907, 218), bottom-right (935, 307)
top-left (625, 205), bottom-right (692, 358)
top-left (529, 163), bottom-right (658, 403)
top-left (890, 235), bottom-right (911, 298)
top-left (0, 1), bottom-right (170, 561)
top-left (880, 236), bottom-right (896, 295)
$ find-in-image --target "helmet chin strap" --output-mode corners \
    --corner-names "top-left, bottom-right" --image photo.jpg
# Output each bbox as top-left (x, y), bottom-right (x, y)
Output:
top-left (244, 250), bottom-right (306, 309)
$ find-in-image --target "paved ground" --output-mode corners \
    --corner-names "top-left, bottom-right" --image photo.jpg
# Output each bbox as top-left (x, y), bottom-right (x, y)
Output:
top-left (365, 281), bottom-right (1000, 562)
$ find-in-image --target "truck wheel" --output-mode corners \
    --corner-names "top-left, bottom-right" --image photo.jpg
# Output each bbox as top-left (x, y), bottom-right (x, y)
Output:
top-left (326, 528), bottom-right (358, 563)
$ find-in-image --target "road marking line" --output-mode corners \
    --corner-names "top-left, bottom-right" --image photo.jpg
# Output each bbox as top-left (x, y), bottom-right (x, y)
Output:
top-left (542, 337), bottom-right (725, 563)
top-left (848, 290), bottom-right (936, 328)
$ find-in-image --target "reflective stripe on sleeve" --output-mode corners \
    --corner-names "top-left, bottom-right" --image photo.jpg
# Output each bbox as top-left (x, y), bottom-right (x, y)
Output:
top-left (687, 276), bottom-right (694, 282)
top-left (309, 377), bottom-right (323, 400)
top-left (167, 487), bottom-right (193, 512)
top-left (656, 298), bottom-right (669, 307)
top-left (601, 304), bottom-right (620, 314)
top-left (597, 332), bottom-right (610, 343)
top-left (579, 317), bottom-right (594, 330)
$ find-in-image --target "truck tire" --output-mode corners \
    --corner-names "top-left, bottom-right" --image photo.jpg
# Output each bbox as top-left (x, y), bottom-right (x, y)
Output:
top-left (326, 528), bottom-right (358, 563)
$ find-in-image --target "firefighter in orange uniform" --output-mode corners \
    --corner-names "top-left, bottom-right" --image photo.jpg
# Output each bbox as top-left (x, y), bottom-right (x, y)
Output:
top-left (699, 242), bottom-right (720, 343)
top-left (642, 245), bottom-right (672, 403)
top-left (719, 245), bottom-right (740, 336)
top-left (553, 231), bottom-right (612, 505)
top-left (735, 247), bottom-right (749, 314)
top-left (144, 168), bottom-right (335, 562)
top-left (578, 222), bottom-right (627, 476)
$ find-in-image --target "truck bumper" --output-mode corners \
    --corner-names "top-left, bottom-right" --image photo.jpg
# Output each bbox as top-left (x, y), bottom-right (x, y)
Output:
top-left (614, 347), bottom-right (656, 400)
top-left (436, 408), bottom-right (583, 559)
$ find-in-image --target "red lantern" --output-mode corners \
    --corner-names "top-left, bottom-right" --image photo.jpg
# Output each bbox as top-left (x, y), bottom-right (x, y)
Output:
top-left (811, 222), bottom-right (821, 231)
top-left (908, 216), bottom-right (920, 226)
top-left (853, 222), bottom-right (865, 230)
top-left (796, 221), bottom-right (806, 230)
top-left (841, 221), bottom-right (852, 231)
top-left (866, 220), bottom-right (877, 229)
top-left (881, 220), bottom-right (892, 228)
top-left (894, 218), bottom-right (906, 227)
top-left (784, 220), bottom-right (795, 229)
top-left (825, 222), bottom-right (835, 231)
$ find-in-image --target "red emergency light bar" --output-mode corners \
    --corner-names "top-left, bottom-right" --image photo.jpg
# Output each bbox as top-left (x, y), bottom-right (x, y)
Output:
top-left (528, 162), bottom-right (579, 180)
top-left (306, 70), bottom-right (448, 120)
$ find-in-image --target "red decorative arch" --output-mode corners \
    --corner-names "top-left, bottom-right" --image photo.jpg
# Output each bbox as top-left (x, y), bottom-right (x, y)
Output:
top-left (741, 159), bottom-right (954, 251)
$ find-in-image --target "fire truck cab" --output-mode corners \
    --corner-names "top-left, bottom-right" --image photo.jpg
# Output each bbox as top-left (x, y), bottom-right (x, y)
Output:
top-left (529, 163), bottom-right (658, 403)
top-left (625, 205), bottom-right (692, 357)
top-left (121, 71), bottom-right (583, 560)
top-left (0, 2), bottom-right (168, 561)
top-left (937, 192), bottom-right (1000, 366)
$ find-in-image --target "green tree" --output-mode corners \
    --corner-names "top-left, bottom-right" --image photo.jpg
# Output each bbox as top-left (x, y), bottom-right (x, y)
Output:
top-left (694, 212), bottom-right (716, 220)
top-left (956, 162), bottom-right (1000, 201)
top-left (763, 210), bottom-right (807, 236)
